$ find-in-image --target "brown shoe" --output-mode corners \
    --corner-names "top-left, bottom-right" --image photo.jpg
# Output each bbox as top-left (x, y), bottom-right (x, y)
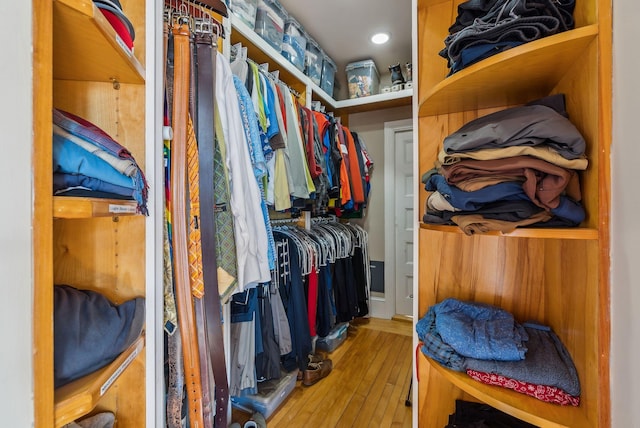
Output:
top-left (302, 359), bottom-right (333, 386)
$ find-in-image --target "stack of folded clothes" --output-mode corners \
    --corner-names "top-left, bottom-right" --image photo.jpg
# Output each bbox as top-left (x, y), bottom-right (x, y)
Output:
top-left (54, 285), bottom-right (145, 388)
top-left (422, 94), bottom-right (587, 235)
top-left (440, 0), bottom-right (576, 75)
top-left (52, 108), bottom-right (148, 215)
top-left (416, 298), bottom-right (580, 406)
top-left (93, 0), bottom-right (136, 51)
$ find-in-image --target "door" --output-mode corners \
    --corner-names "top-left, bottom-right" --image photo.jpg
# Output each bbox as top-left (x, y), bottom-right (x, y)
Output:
top-left (374, 119), bottom-right (413, 319)
top-left (393, 126), bottom-right (414, 317)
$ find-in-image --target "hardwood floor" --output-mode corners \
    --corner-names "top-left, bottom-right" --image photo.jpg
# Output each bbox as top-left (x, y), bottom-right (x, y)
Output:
top-left (232, 318), bottom-right (414, 427)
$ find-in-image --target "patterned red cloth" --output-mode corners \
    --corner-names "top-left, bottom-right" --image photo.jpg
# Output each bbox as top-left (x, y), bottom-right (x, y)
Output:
top-left (466, 369), bottom-right (580, 406)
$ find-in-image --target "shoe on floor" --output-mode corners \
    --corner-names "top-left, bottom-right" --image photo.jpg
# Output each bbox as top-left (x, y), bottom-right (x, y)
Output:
top-left (302, 359), bottom-right (333, 386)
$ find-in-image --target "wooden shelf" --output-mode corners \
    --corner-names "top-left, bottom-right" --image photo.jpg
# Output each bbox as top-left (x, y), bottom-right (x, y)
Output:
top-left (53, 0), bottom-right (144, 83)
top-left (334, 89), bottom-right (413, 115)
top-left (418, 25), bottom-right (598, 117)
top-left (53, 196), bottom-right (139, 218)
top-left (423, 354), bottom-right (589, 428)
top-left (54, 334), bottom-right (145, 427)
top-left (230, 16), bottom-right (413, 115)
top-left (420, 223), bottom-right (599, 240)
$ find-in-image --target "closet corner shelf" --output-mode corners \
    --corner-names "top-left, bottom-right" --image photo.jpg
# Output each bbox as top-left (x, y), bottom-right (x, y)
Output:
top-left (418, 25), bottom-right (598, 117)
top-left (419, 223), bottom-right (599, 240)
top-left (53, 0), bottom-right (145, 84)
top-left (54, 334), bottom-right (145, 428)
top-left (334, 89), bottom-right (413, 115)
top-left (230, 17), bottom-right (413, 115)
top-left (53, 196), bottom-right (140, 219)
top-left (422, 354), bottom-right (588, 428)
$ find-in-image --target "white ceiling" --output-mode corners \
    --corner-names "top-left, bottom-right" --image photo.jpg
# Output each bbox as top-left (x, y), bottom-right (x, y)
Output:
top-left (276, 0), bottom-right (413, 98)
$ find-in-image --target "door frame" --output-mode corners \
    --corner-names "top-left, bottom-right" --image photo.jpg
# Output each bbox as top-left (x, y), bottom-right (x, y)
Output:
top-left (371, 119), bottom-right (413, 319)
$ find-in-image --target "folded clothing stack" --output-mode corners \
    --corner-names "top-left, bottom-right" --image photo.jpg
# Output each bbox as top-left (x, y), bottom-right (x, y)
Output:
top-left (52, 108), bottom-right (148, 215)
top-left (416, 298), bottom-right (580, 406)
top-left (54, 285), bottom-right (145, 388)
top-left (93, 0), bottom-right (135, 51)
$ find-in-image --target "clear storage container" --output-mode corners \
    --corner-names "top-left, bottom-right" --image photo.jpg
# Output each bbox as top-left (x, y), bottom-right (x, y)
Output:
top-left (320, 54), bottom-right (337, 98)
top-left (316, 323), bottom-right (348, 353)
top-left (230, 0), bottom-right (258, 29)
top-left (305, 36), bottom-right (322, 86)
top-left (254, 0), bottom-right (287, 52)
top-left (346, 59), bottom-right (380, 98)
top-left (281, 16), bottom-right (307, 71)
top-left (231, 369), bottom-right (298, 419)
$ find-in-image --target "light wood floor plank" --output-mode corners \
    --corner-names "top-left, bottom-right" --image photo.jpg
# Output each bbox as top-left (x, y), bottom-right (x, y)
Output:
top-left (232, 318), bottom-right (413, 427)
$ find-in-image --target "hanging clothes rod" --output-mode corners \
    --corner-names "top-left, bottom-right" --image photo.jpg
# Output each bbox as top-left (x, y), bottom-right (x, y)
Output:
top-left (164, 0), bottom-right (226, 37)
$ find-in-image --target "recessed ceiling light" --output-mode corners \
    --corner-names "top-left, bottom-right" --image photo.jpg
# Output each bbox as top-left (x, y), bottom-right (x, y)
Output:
top-left (371, 32), bottom-right (390, 45)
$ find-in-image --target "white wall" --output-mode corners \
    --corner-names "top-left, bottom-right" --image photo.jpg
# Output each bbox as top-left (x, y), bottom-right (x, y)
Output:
top-left (0, 1), bottom-right (34, 426)
top-left (611, 1), bottom-right (640, 426)
top-left (347, 105), bottom-right (412, 261)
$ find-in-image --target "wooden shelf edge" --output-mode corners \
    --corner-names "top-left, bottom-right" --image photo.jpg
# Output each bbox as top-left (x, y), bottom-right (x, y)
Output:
top-left (335, 89), bottom-right (413, 115)
top-left (418, 25), bottom-right (599, 117)
top-left (422, 354), bottom-right (588, 428)
top-left (53, 196), bottom-right (139, 218)
top-left (53, 0), bottom-right (145, 83)
top-left (54, 334), bottom-right (145, 427)
top-left (419, 223), bottom-right (599, 240)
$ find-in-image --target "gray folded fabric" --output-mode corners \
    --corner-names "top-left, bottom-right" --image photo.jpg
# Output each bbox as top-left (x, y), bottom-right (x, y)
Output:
top-left (465, 323), bottom-right (581, 396)
top-left (54, 285), bottom-right (145, 388)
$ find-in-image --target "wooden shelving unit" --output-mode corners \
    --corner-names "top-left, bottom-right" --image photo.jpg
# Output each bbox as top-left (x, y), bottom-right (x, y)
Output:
top-left (54, 335), bottom-right (145, 427)
top-left (423, 354), bottom-right (589, 428)
top-left (34, 0), bottom-right (151, 426)
top-left (414, 0), bottom-right (611, 425)
top-left (52, 0), bottom-right (144, 83)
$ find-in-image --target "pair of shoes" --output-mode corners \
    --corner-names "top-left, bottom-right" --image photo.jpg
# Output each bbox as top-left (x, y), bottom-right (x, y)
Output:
top-left (298, 353), bottom-right (326, 380)
top-left (243, 411), bottom-right (267, 428)
top-left (302, 359), bottom-right (333, 386)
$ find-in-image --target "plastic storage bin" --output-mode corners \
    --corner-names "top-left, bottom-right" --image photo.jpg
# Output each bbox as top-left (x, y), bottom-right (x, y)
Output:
top-left (316, 323), bottom-right (348, 353)
top-left (231, 369), bottom-right (298, 419)
top-left (230, 0), bottom-right (258, 29)
top-left (254, 0), bottom-right (287, 52)
top-left (305, 36), bottom-right (322, 86)
top-left (281, 16), bottom-right (307, 71)
top-left (320, 54), bottom-right (337, 98)
top-left (346, 59), bottom-right (380, 98)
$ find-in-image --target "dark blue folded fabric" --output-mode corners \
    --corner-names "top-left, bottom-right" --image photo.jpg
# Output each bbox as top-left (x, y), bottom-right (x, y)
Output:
top-left (54, 285), bottom-right (145, 388)
top-left (53, 172), bottom-right (136, 198)
top-left (416, 305), bottom-right (467, 371)
top-left (425, 174), bottom-right (528, 211)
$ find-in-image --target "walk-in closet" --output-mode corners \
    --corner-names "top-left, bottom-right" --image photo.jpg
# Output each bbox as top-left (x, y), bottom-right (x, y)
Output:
top-left (9, 0), bottom-right (629, 426)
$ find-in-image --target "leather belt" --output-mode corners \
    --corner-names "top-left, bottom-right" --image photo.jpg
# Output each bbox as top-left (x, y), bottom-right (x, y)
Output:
top-left (170, 22), bottom-right (205, 428)
top-left (194, 31), bottom-right (229, 428)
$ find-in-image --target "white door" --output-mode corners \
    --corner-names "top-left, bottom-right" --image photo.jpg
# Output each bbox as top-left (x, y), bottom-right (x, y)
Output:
top-left (373, 119), bottom-right (413, 319)
top-left (393, 127), bottom-right (414, 317)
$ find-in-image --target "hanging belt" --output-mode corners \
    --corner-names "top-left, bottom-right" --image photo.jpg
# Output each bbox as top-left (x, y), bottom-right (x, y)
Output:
top-left (170, 22), bottom-right (205, 428)
top-left (194, 30), bottom-right (229, 428)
